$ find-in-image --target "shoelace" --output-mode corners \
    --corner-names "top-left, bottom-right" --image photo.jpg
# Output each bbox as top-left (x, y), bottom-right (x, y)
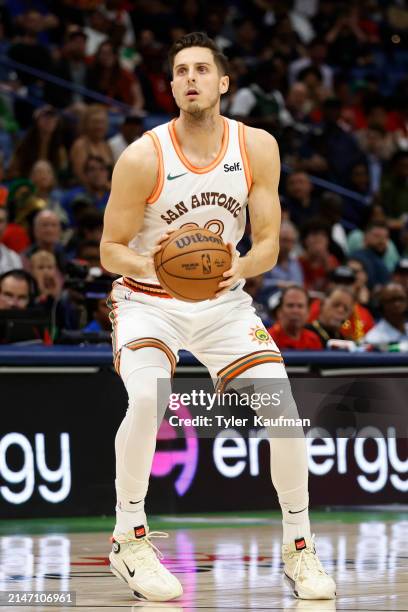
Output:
top-left (292, 535), bottom-right (326, 581)
top-left (127, 531), bottom-right (169, 571)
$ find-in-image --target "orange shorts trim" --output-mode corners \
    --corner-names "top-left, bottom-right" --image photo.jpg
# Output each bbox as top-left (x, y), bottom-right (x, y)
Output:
top-left (123, 277), bottom-right (172, 298)
top-left (124, 337), bottom-right (177, 377)
top-left (216, 350), bottom-right (283, 393)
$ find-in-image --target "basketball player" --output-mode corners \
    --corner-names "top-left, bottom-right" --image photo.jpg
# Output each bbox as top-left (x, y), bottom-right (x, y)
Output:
top-left (100, 32), bottom-right (336, 602)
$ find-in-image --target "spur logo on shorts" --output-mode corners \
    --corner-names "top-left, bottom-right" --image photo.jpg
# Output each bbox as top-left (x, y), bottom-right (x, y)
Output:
top-left (249, 326), bottom-right (272, 345)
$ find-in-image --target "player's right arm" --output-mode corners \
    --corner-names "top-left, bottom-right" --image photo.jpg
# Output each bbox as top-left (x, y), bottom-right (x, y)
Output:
top-left (100, 135), bottom-right (158, 279)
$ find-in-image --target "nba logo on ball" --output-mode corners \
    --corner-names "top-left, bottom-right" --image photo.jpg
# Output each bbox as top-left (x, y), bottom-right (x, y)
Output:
top-left (201, 253), bottom-right (212, 274)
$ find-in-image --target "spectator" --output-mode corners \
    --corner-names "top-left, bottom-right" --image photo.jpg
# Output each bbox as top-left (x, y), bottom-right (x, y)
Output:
top-left (282, 171), bottom-right (319, 227)
top-left (24, 210), bottom-right (66, 272)
top-left (62, 156), bottom-right (110, 223)
top-left (7, 9), bottom-right (53, 125)
top-left (363, 283), bottom-right (408, 345)
top-left (307, 286), bottom-right (355, 346)
top-left (342, 161), bottom-right (372, 228)
top-left (108, 114), bottom-right (144, 163)
top-left (350, 221), bottom-right (392, 289)
top-left (30, 250), bottom-right (62, 304)
top-left (347, 257), bottom-right (371, 306)
top-left (86, 40), bottom-right (144, 110)
top-left (308, 266), bottom-right (374, 342)
top-left (301, 97), bottom-right (363, 185)
top-left (83, 296), bottom-right (112, 333)
top-left (289, 37), bottom-right (333, 89)
top-left (29, 160), bottom-right (68, 225)
top-left (325, 7), bottom-right (368, 69)
top-left (268, 286), bottom-right (322, 350)
top-left (347, 206), bottom-right (400, 273)
top-left (318, 191), bottom-right (347, 259)
top-left (381, 151), bottom-right (408, 230)
top-left (66, 209), bottom-right (104, 257)
top-left (244, 274), bottom-right (271, 327)
top-left (393, 259), bottom-right (408, 296)
top-left (8, 106), bottom-right (68, 178)
top-left (357, 125), bottom-right (394, 194)
top-left (262, 221), bottom-right (303, 297)
top-left (227, 17), bottom-right (260, 65)
top-left (47, 26), bottom-right (88, 108)
top-left (299, 220), bottom-right (339, 292)
top-left (0, 207), bottom-right (23, 274)
top-left (0, 192), bottom-right (31, 255)
top-left (0, 269), bottom-right (31, 310)
top-left (77, 239), bottom-right (102, 269)
top-left (285, 82), bottom-right (312, 125)
top-left (83, 8), bottom-right (110, 57)
top-left (70, 105), bottom-right (113, 183)
top-left (229, 60), bottom-right (290, 130)
top-left (138, 45), bottom-right (177, 115)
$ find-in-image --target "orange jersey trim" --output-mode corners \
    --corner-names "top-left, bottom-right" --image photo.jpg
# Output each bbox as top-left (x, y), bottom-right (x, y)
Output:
top-left (145, 131), bottom-right (164, 204)
top-left (238, 122), bottom-right (253, 191)
top-left (123, 277), bottom-right (172, 298)
top-left (125, 337), bottom-right (177, 376)
top-left (168, 117), bottom-right (229, 174)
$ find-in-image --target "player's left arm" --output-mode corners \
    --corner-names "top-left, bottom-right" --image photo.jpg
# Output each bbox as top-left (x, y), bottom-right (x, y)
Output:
top-left (216, 128), bottom-right (281, 296)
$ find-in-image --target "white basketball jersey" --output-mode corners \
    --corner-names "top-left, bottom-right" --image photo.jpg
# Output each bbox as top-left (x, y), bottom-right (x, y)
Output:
top-left (128, 117), bottom-right (252, 285)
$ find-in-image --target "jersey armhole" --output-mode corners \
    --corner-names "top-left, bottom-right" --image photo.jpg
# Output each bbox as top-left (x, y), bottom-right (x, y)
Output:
top-left (238, 122), bottom-right (253, 191)
top-left (145, 131), bottom-right (164, 204)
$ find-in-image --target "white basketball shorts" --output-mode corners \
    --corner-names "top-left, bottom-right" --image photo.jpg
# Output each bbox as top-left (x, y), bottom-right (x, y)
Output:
top-left (107, 277), bottom-right (287, 387)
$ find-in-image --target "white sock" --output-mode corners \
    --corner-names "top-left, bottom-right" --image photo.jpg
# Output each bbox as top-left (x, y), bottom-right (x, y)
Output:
top-left (282, 507), bottom-right (311, 545)
top-left (113, 492), bottom-right (147, 538)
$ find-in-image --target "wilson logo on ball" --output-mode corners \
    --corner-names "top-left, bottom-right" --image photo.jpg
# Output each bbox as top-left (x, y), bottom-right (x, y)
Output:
top-left (175, 232), bottom-right (224, 249)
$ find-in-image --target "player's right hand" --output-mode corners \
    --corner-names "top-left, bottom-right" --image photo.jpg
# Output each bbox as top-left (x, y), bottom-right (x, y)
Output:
top-left (151, 229), bottom-right (177, 256)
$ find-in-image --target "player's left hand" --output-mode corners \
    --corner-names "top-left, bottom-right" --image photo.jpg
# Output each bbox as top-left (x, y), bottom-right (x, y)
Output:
top-left (214, 243), bottom-right (243, 298)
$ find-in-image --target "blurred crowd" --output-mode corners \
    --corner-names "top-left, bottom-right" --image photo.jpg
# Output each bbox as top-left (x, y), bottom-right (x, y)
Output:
top-left (0, 0), bottom-right (407, 350)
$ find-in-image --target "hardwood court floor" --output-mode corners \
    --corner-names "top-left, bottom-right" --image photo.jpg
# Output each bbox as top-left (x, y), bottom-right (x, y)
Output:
top-left (0, 512), bottom-right (407, 611)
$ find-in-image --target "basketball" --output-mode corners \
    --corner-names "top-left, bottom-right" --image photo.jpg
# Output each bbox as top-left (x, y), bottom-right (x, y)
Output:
top-left (154, 227), bottom-right (232, 302)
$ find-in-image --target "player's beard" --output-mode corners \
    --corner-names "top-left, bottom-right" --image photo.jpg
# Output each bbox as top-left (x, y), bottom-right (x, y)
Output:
top-left (181, 91), bottom-right (220, 122)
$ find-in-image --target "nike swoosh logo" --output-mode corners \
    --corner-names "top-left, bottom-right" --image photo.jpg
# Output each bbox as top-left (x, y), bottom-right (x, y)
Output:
top-left (129, 499), bottom-right (143, 504)
top-left (288, 506), bottom-right (308, 514)
top-left (123, 561), bottom-right (135, 578)
top-left (167, 172), bottom-right (188, 180)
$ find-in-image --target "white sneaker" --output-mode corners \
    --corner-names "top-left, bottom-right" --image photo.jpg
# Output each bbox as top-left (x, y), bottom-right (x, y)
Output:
top-left (282, 536), bottom-right (336, 600)
top-left (109, 526), bottom-right (183, 602)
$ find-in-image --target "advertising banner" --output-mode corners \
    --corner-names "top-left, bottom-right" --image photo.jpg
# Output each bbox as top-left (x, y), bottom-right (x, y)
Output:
top-left (0, 370), bottom-right (407, 518)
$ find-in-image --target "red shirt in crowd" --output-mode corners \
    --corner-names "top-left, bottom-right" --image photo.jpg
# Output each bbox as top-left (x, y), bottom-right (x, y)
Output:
top-left (308, 298), bottom-right (374, 342)
top-left (299, 254), bottom-right (339, 291)
top-left (268, 322), bottom-right (323, 350)
top-left (1, 223), bottom-right (31, 253)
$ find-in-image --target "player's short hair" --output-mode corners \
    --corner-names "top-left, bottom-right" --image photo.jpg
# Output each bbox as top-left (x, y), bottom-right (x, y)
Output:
top-left (168, 31), bottom-right (229, 76)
